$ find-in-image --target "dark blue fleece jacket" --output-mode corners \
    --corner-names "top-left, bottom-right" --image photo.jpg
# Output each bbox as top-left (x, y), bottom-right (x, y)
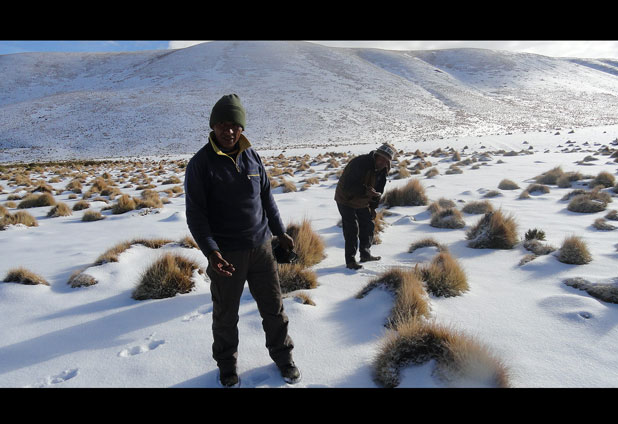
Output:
top-left (184, 133), bottom-right (286, 255)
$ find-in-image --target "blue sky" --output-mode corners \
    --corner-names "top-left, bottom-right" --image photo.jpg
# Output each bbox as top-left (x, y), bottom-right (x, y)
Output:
top-left (1, 40), bottom-right (618, 59)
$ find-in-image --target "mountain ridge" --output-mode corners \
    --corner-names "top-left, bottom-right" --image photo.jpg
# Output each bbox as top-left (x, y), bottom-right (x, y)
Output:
top-left (2, 40), bottom-right (618, 162)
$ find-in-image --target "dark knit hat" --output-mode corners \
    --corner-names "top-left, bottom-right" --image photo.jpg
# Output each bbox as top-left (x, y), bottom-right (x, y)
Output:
top-left (209, 94), bottom-right (247, 129)
top-left (375, 143), bottom-right (396, 160)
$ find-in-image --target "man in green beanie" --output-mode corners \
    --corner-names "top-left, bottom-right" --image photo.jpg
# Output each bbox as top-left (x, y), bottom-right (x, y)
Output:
top-left (185, 94), bottom-right (300, 387)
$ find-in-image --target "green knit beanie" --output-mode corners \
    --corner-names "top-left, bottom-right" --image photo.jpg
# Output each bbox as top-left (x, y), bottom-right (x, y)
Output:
top-left (209, 94), bottom-right (247, 130)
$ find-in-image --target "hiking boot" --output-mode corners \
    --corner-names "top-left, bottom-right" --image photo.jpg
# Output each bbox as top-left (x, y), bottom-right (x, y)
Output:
top-left (346, 260), bottom-right (362, 270)
top-left (219, 369), bottom-right (240, 388)
top-left (278, 362), bottom-right (301, 384)
top-left (360, 254), bottom-right (381, 263)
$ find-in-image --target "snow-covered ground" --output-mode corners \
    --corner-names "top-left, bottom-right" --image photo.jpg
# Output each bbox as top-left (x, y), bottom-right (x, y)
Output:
top-left (1, 124), bottom-right (617, 388)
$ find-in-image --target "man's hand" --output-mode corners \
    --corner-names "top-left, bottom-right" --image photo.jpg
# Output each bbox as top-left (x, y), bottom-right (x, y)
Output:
top-left (370, 207), bottom-right (377, 220)
top-left (365, 185), bottom-right (381, 198)
top-left (278, 233), bottom-right (295, 251)
top-left (208, 250), bottom-right (235, 277)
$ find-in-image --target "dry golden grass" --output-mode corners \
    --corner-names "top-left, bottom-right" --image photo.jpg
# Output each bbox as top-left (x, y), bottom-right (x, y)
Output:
top-left (47, 202), bottom-right (72, 217)
top-left (424, 167), bottom-right (439, 178)
top-left (461, 200), bottom-right (494, 215)
top-left (593, 218), bottom-right (616, 231)
top-left (3, 267), bottom-right (49, 286)
top-left (17, 192), bottom-right (56, 209)
top-left (178, 235), bottom-right (199, 249)
top-left (589, 171), bottom-right (615, 188)
top-left (356, 268), bottom-right (431, 327)
top-left (382, 178), bottom-right (428, 208)
top-left (94, 237), bottom-right (174, 265)
top-left (558, 235), bottom-right (592, 264)
top-left (0, 210), bottom-right (38, 230)
top-left (112, 194), bottom-right (137, 214)
top-left (278, 263), bottom-right (319, 293)
top-left (67, 270), bottom-right (98, 288)
top-left (534, 166), bottom-right (564, 185)
top-left (567, 193), bottom-right (610, 213)
top-left (132, 253), bottom-right (202, 300)
top-left (136, 189), bottom-right (163, 209)
top-left (284, 218), bottom-right (326, 267)
top-left (65, 179), bottom-right (83, 193)
top-left (427, 198), bottom-right (456, 214)
top-left (280, 178), bottom-right (297, 193)
top-left (466, 210), bottom-right (518, 249)
top-left (373, 318), bottom-right (510, 388)
top-left (284, 291), bottom-right (316, 306)
top-left (82, 210), bottom-right (105, 221)
top-left (498, 179), bottom-right (519, 190)
top-left (418, 251), bottom-right (469, 297)
top-left (72, 200), bottom-right (90, 211)
top-left (430, 208), bottom-right (465, 229)
top-left (408, 237), bottom-right (448, 254)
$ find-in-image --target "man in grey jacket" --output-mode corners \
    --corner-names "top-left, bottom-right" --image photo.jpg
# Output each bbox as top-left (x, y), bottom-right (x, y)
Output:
top-left (185, 94), bottom-right (300, 387)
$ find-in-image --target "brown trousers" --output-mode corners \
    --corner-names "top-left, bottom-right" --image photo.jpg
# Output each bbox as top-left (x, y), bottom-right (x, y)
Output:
top-left (206, 241), bottom-right (294, 372)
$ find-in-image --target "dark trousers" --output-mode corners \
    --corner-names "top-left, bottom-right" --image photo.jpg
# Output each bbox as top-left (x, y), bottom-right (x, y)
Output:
top-left (337, 202), bottom-right (374, 263)
top-left (206, 241), bottom-right (294, 372)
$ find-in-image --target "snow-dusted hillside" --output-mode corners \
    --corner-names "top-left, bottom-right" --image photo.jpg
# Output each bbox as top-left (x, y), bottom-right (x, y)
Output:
top-left (1, 41), bottom-right (618, 162)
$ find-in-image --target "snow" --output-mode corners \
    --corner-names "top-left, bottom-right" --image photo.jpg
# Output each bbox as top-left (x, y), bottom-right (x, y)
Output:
top-left (1, 41), bottom-right (618, 388)
top-left (1, 124), bottom-right (618, 388)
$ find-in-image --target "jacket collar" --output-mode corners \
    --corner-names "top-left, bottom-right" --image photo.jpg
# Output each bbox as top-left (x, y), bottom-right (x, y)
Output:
top-left (209, 132), bottom-right (252, 158)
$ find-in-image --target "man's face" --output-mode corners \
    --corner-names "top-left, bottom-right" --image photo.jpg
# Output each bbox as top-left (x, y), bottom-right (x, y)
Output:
top-left (375, 154), bottom-right (390, 171)
top-left (213, 122), bottom-right (243, 150)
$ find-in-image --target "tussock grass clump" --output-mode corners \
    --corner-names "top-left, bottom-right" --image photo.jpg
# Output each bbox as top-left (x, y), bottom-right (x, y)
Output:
top-left (534, 166), bottom-right (564, 185)
top-left (280, 178), bottom-right (297, 193)
top-left (589, 171), bottom-right (615, 188)
top-left (356, 268), bottom-right (431, 327)
top-left (278, 263), bottom-right (319, 293)
top-left (461, 200), bottom-right (494, 215)
top-left (136, 189), bottom-right (163, 209)
top-left (373, 318), bottom-right (510, 388)
top-left (382, 179), bottom-right (428, 208)
top-left (593, 218), bottom-right (616, 231)
top-left (17, 192), bottom-right (56, 209)
top-left (605, 210), bottom-right (618, 221)
top-left (0, 204), bottom-right (8, 218)
top-left (430, 208), bottom-right (465, 229)
top-left (524, 183), bottom-right (550, 195)
top-left (72, 200), bottom-right (90, 211)
top-left (82, 210), bottom-right (105, 221)
top-left (0, 210), bottom-right (38, 230)
top-left (418, 251), bottom-right (469, 297)
top-left (94, 238), bottom-right (174, 265)
top-left (284, 218), bottom-right (326, 267)
top-left (466, 210), bottom-right (518, 249)
top-left (67, 270), bottom-right (98, 288)
top-left (408, 237), bottom-right (448, 254)
top-left (427, 198), bottom-right (456, 214)
top-left (395, 166), bottom-right (411, 179)
top-left (498, 179), bottom-right (519, 190)
top-left (65, 179), bottom-right (83, 193)
top-left (111, 194), bottom-right (137, 214)
top-left (564, 277), bottom-right (618, 304)
top-left (424, 167), bottom-right (439, 178)
top-left (3, 267), bottom-right (49, 286)
top-left (567, 193), bottom-right (610, 213)
top-left (558, 235), bottom-right (592, 265)
top-left (47, 202), bottom-right (72, 217)
top-left (132, 253), bottom-right (202, 300)
top-left (523, 239), bottom-right (557, 256)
